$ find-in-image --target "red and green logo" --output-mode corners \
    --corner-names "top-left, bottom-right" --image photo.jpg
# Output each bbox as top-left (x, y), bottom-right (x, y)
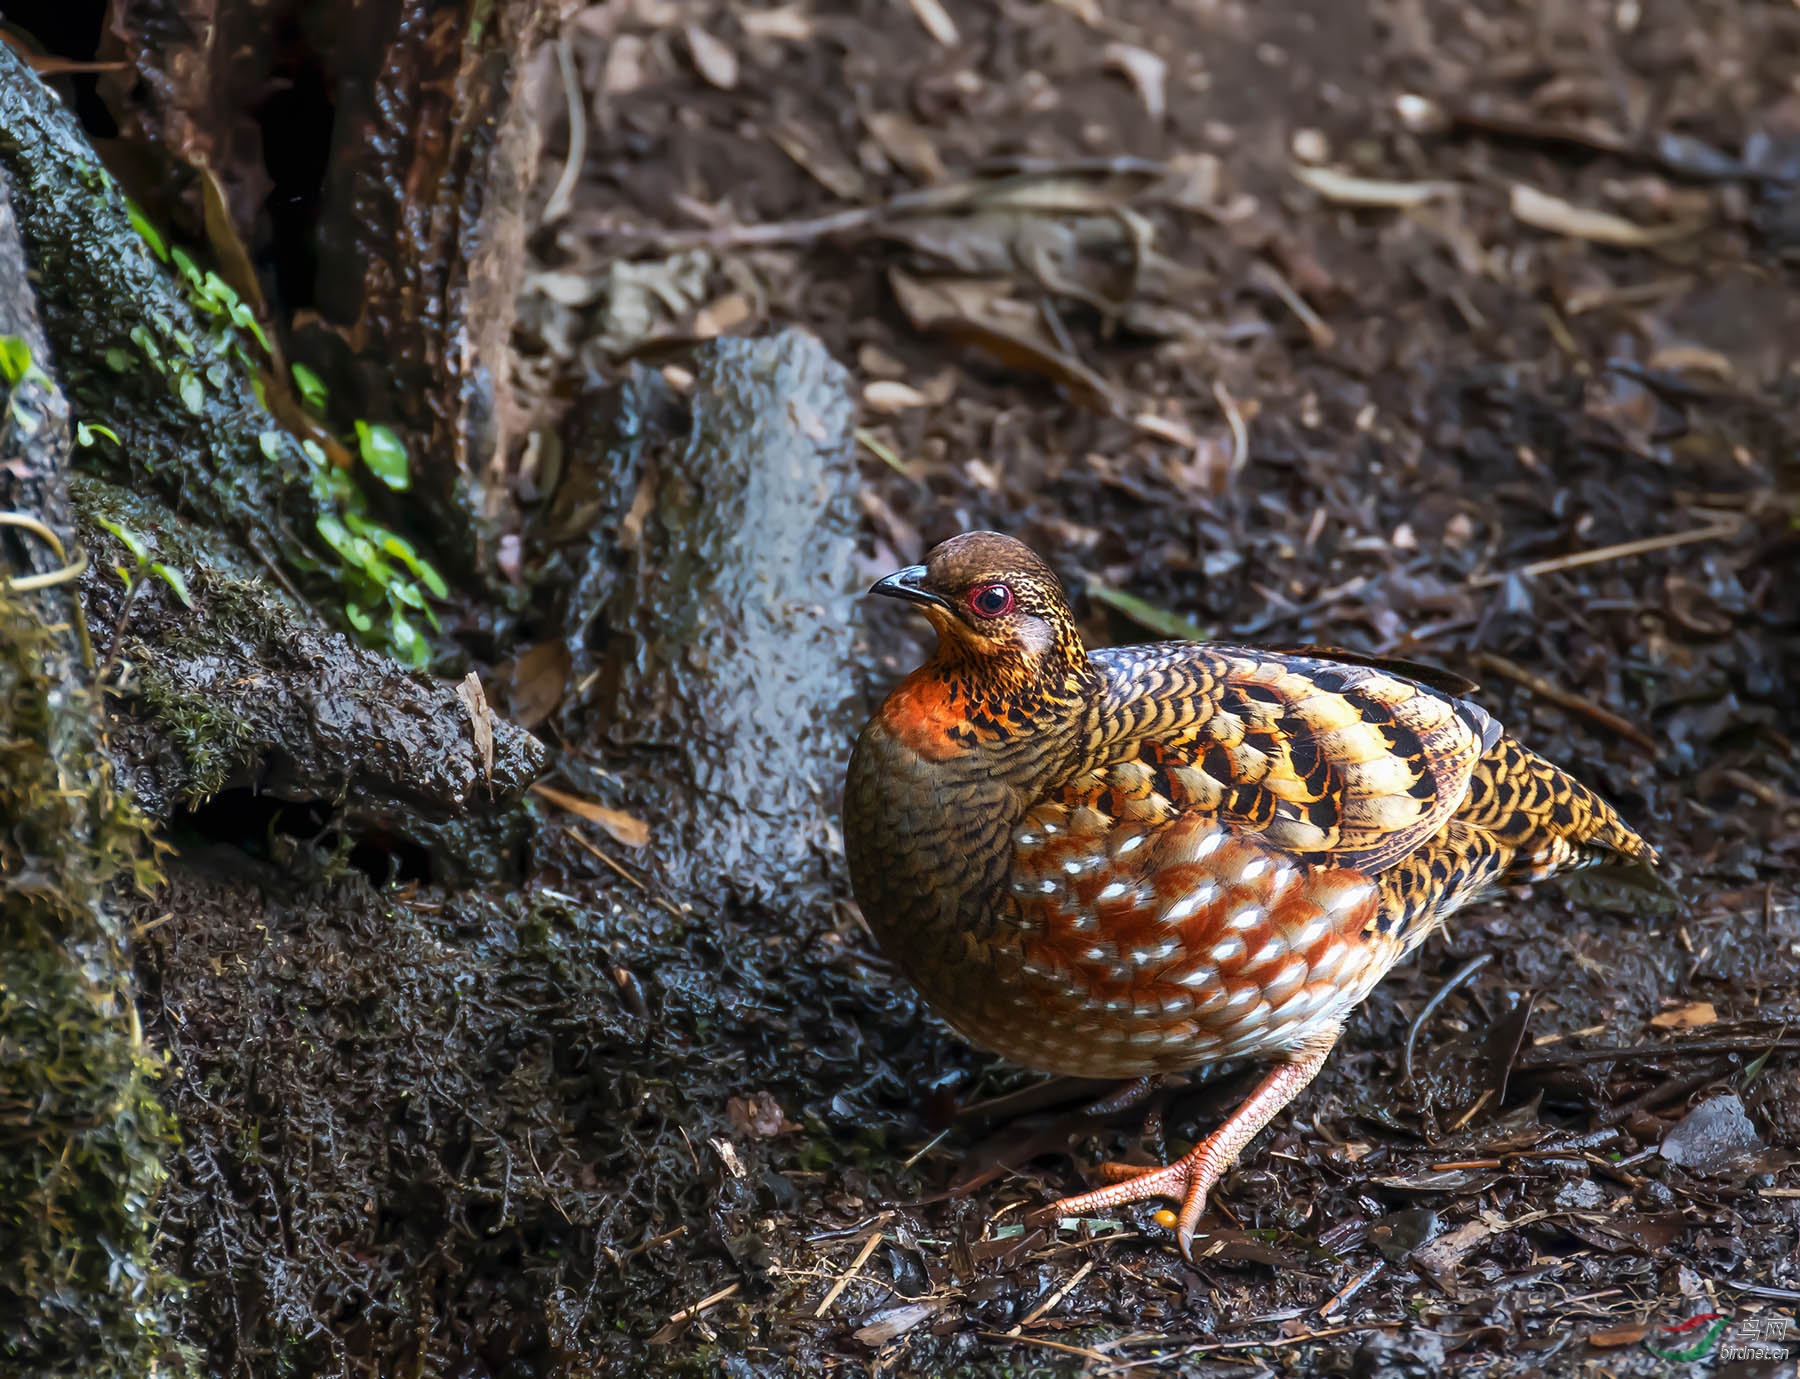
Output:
top-left (1644, 1312), bottom-right (1727, 1362)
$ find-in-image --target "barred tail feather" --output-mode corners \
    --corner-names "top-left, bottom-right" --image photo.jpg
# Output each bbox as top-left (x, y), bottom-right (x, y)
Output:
top-left (1459, 735), bottom-right (1657, 883)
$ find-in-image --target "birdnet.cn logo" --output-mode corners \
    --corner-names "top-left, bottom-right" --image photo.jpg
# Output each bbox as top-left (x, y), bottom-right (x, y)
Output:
top-left (1644, 1311), bottom-right (1792, 1366)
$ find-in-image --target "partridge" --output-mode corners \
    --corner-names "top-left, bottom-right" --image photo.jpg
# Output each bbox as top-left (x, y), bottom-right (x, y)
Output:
top-left (843, 531), bottom-right (1657, 1259)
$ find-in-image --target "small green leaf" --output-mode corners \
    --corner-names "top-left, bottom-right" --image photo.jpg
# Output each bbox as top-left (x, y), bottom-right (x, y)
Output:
top-left (229, 302), bottom-right (271, 351)
top-left (112, 563), bottom-right (134, 587)
top-left (151, 563), bottom-right (194, 608)
top-left (315, 513), bottom-right (358, 562)
top-left (389, 610), bottom-right (427, 667)
top-left (1085, 581), bottom-right (1212, 643)
top-left (124, 200), bottom-right (169, 261)
top-left (176, 369), bottom-right (205, 414)
top-left (0, 335), bottom-right (30, 386)
top-left (96, 517), bottom-right (149, 564)
top-left (354, 420), bottom-right (410, 490)
top-left (129, 324), bottom-right (162, 367)
top-left (170, 246), bottom-right (203, 289)
top-left (259, 430), bottom-right (285, 462)
top-left (76, 421), bottom-right (120, 447)
top-left (345, 602), bottom-right (374, 633)
top-left (104, 347), bottom-right (134, 373)
top-left (391, 579), bottom-right (426, 610)
top-left (383, 538), bottom-right (449, 599)
top-left (291, 362), bottom-right (328, 412)
top-left (201, 271), bottom-right (240, 308)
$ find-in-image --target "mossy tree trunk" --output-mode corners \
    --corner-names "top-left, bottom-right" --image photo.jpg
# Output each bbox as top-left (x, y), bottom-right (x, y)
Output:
top-left (0, 166), bottom-right (176, 1378)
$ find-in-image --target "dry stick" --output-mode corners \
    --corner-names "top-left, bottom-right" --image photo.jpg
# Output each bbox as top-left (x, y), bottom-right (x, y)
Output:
top-left (814, 1215), bottom-right (891, 1318)
top-left (1471, 652), bottom-right (1659, 753)
top-left (563, 826), bottom-right (684, 918)
top-left (1213, 380), bottom-right (1248, 474)
top-left (1010, 1258), bottom-right (1097, 1334)
top-left (1468, 517), bottom-right (1741, 588)
top-left (541, 35), bottom-right (586, 225)
top-left (1520, 1033), bottom-right (1800, 1069)
top-left (1317, 1260), bottom-right (1385, 1319)
top-left (664, 1281), bottom-right (740, 1327)
top-left (1403, 953), bottom-right (1494, 1086)
top-left (976, 1332), bottom-right (1117, 1366)
top-left (1250, 259), bottom-right (1334, 348)
top-left (1086, 1320), bottom-right (1407, 1375)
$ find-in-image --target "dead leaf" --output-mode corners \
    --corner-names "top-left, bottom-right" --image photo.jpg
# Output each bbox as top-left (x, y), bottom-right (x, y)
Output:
top-left (1293, 164), bottom-right (1458, 208)
top-left (1407, 1218), bottom-right (1494, 1281)
top-left (888, 268), bottom-right (1120, 414)
top-left (1510, 182), bottom-right (1701, 247)
top-left (1588, 1324), bottom-right (1648, 1348)
top-left (693, 293), bottom-right (752, 337)
top-left (709, 1137), bottom-right (747, 1178)
top-left (739, 4), bottom-right (813, 41)
top-left (1104, 44), bottom-right (1167, 122)
top-left (905, 0), bottom-right (958, 45)
top-left (507, 640), bottom-right (570, 730)
top-left (855, 1301), bottom-right (943, 1346)
top-left (768, 118), bottom-right (866, 200)
top-left (530, 783), bottom-right (651, 848)
top-left (601, 33), bottom-right (649, 96)
top-left (726, 1091), bottom-right (799, 1138)
top-left (456, 672), bottom-right (495, 793)
top-left (863, 380), bottom-right (932, 412)
top-left (684, 25), bottom-right (738, 89)
top-left (864, 111), bottom-right (945, 183)
top-left (1650, 1002), bottom-right (1717, 1029)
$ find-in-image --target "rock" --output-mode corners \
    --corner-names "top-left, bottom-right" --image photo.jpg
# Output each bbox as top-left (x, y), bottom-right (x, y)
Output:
top-left (1659, 1094), bottom-right (1764, 1176)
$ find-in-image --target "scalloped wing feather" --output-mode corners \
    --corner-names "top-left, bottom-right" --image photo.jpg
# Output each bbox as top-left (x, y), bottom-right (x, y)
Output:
top-left (1072, 644), bottom-right (1502, 875)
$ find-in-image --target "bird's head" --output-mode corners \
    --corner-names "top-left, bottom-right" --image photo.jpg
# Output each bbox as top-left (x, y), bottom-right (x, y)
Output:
top-left (870, 531), bottom-right (1093, 711)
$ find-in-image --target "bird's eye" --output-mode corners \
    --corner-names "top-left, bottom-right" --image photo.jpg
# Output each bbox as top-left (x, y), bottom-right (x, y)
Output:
top-left (967, 583), bottom-right (1015, 618)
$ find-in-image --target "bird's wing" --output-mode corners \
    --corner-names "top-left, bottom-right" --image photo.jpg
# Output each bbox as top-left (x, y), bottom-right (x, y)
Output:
top-left (1066, 643), bottom-right (1502, 875)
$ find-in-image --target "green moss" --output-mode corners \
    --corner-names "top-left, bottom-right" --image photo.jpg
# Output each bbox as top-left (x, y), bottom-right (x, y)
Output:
top-left (134, 663), bottom-right (259, 804)
top-left (0, 590), bottom-right (176, 1375)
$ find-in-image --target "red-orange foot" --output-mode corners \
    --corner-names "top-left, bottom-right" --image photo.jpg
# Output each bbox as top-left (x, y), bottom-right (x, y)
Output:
top-left (1034, 1029), bottom-right (1342, 1262)
top-left (1041, 1140), bottom-right (1228, 1261)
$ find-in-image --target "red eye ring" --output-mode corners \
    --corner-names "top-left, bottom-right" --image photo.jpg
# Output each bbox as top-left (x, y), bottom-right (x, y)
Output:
top-left (967, 583), bottom-right (1014, 618)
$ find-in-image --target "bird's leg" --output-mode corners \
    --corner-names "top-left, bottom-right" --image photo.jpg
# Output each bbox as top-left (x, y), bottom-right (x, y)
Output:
top-left (1080, 1075), bottom-right (1160, 1119)
top-left (1078, 1075), bottom-right (1170, 1161)
top-left (1039, 1027), bottom-right (1341, 1261)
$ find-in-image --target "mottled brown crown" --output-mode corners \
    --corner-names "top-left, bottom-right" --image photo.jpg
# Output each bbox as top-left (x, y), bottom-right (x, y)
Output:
top-left (896, 531), bottom-right (1097, 718)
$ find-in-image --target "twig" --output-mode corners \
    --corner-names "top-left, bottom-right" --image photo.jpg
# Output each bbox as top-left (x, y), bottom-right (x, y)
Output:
top-left (902, 1126), bottom-right (952, 1170)
top-left (541, 35), bottom-right (586, 224)
top-left (1468, 518), bottom-right (1740, 588)
top-left (563, 826), bottom-right (684, 918)
top-left (1519, 1033), bottom-right (1800, 1069)
top-left (1011, 1258), bottom-right (1096, 1333)
top-left (1250, 259), bottom-right (1334, 349)
top-left (977, 1332), bottom-right (1117, 1365)
top-left (1213, 380), bottom-right (1248, 474)
top-left (1317, 1260), bottom-right (1385, 1318)
top-left (603, 204), bottom-right (880, 252)
top-left (1087, 1320), bottom-right (1405, 1374)
top-left (814, 1215), bottom-right (891, 1317)
top-left (1403, 953), bottom-right (1493, 1085)
top-left (1447, 1086), bottom-right (1495, 1131)
top-left (98, 577), bottom-right (143, 689)
top-left (243, 528), bottom-right (321, 624)
top-left (1470, 652), bottom-right (1659, 753)
top-left (664, 1281), bottom-right (739, 1327)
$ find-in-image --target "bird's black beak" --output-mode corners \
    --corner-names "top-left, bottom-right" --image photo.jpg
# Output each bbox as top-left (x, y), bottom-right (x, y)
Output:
top-left (870, 564), bottom-right (947, 609)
